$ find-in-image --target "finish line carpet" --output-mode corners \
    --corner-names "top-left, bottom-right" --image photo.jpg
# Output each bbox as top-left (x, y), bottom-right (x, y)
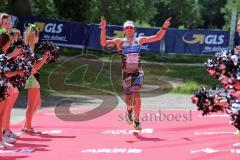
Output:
top-left (1, 109), bottom-right (240, 160)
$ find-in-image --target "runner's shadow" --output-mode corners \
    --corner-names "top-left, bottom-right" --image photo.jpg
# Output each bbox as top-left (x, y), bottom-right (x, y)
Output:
top-left (39, 134), bottom-right (76, 139)
top-left (13, 142), bottom-right (49, 149)
top-left (19, 137), bottom-right (51, 142)
top-left (23, 133), bottom-right (76, 139)
top-left (182, 137), bottom-right (192, 141)
top-left (126, 132), bottom-right (166, 143)
top-left (32, 147), bottom-right (50, 152)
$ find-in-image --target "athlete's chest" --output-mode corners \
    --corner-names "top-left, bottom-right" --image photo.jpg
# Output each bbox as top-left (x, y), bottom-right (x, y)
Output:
top-left (122, 41), bottom-right (141, 55)
top-left (120, 40), bottom-right (141, 68)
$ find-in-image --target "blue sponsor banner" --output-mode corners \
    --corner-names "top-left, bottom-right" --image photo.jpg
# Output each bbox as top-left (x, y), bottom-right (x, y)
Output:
top-left (17, 16), bottom-right (88, 48)
top-left (165, 29), bottom-right (230, 54)
top-left (235, 32), bottom-right (240, 46)
top-left (87, 24), bottom-right (161, 53)
top-left (86, 24), bottom-right (102, 50)
top-left (16, 16), bottom-right (236, 54)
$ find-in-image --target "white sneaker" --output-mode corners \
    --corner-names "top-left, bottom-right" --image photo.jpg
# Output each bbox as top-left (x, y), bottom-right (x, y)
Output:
top-left (2, 135), bottom-right (16, 144)
top-left (0, 143), bottom-right (4, 149)
top-left (3, 130), bottom-right (19, 139)
top-left (0, 142), bottom-right (14, 148)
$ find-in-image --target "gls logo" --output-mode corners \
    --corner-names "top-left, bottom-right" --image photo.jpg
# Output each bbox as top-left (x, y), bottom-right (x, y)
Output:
top-left (183, 34), bottom-right (225, 45)
top-left (33, 22), bottom-right (63, 34)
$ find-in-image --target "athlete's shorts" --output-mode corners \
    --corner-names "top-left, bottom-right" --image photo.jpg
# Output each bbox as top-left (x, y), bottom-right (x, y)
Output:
top-left (122, 71), bottom-right (144, 95)
top-left (25, 74), bottom-right (40, 89)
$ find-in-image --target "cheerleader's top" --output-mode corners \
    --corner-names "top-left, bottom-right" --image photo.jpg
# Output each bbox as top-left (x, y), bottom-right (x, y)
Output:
top-left (24, 46), bottom-right (40, 89)
top-left (0, 50), bottom-right (10, 75)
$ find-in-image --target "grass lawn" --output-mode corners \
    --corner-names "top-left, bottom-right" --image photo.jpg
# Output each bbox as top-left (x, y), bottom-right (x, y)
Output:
top-left (35, 51), bottom-right (219, 96)
top-left (60, 48), bottom-right (212, 63)
top-left (166, 65), bottom-right (219, 94)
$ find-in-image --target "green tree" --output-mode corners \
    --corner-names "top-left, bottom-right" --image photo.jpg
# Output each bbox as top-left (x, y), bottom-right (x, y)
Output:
top-left (52, 0), bottom-right (92, 22)
top-left (0, 0), bottom-right (9, 13)
top-left (90, 0), bottom-right (157, 26)
top-left (0, 0), bottom-right (31, 16)
top-left (2, 0), bottom-right (60, 19)
top-left (151, 0), bottom-right (203, 29)
top-left (8, 0), bottom-right (31, 16)
top-left (199, 0), bottom-right (226, 29)
top-left (31, 0), bottom-right (59, 19)
top-left (222, 0), bottom-right (240, 29)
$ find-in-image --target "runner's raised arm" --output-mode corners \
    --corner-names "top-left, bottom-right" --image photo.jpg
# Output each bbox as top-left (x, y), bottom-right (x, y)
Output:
top-left (139, 17), bottom-right (171, 45)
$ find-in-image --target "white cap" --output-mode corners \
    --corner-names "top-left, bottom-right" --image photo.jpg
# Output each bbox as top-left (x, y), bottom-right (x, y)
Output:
top-left (123, 21), bottom-right (135, 29)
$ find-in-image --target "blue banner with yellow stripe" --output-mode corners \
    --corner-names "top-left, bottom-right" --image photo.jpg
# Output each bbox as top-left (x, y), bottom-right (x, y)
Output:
top-left (17, 16), bottom-right (239, 54)
top-left (165, 29), bottom-right (230, 54)
top-left (17, 16), bottom-right (89, 48)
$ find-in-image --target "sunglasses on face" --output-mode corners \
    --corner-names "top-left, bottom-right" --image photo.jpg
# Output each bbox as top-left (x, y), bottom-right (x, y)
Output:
top-left (125, 26), bottom-right (134, 30)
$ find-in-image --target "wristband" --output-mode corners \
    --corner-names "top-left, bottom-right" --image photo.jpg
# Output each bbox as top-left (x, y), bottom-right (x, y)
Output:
top-left (162, 27), bottom-right (167, 30)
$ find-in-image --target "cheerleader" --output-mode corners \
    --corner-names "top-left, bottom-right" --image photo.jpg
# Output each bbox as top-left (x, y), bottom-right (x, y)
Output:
top-left (10, 28), bottom-right (22, 43)
top-left (234, 17), bottom-right (240, 146)
top-left (0, 13), bottom-right (11, 32)
top-left (0, 31), bottom-right (24, 148)
top-left (21, 24), bottom-right (49, 134)
top-left (0, 13), bottom-right (23, 142)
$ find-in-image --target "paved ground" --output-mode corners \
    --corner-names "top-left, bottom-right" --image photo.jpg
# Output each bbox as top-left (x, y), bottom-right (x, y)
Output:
top-left (11, 91), bottom-right (195, 125)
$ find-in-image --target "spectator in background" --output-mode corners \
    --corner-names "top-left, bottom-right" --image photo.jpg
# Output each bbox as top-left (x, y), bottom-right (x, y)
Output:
top-left (0, 13), bottom-right (11, 32)
top-left (236, 17), bottom-right (240, 46)
top-left (10, 28), bottom-right (22, 43)
top-left (237, 17), bottom-right (240, 35)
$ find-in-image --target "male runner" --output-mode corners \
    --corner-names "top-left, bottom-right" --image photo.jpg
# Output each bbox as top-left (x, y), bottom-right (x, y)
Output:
top-left (100, 17), bottom-right (171, 130)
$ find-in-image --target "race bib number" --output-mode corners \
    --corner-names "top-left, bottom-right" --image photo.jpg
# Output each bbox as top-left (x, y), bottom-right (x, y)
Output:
top-left (125, 53), bottom-right (139, 63)
top-left (125, 53), bottom-right (140, 69)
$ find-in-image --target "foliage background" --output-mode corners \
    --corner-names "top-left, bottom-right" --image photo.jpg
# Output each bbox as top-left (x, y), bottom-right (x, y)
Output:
top-left (1, 0), bottom-right (239, 29)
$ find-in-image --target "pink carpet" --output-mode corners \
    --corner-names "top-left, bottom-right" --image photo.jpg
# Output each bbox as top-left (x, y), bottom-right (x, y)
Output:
top-left (1, 109), bottom-right (239, 160)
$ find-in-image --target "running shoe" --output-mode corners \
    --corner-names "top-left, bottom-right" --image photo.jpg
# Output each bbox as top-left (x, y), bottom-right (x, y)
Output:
top-left (125, 109), bottom-right (133, 125)
top-left (2, 135), bottom-right (16, 144)
top-left (3, 130), bottom-right (18, 139)
top-left (21, 128), bottom-right (42, 135)
top-left (0, 141), bottom-right (14, 148)
top-left (134, 121), bottom-right (142, 130)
